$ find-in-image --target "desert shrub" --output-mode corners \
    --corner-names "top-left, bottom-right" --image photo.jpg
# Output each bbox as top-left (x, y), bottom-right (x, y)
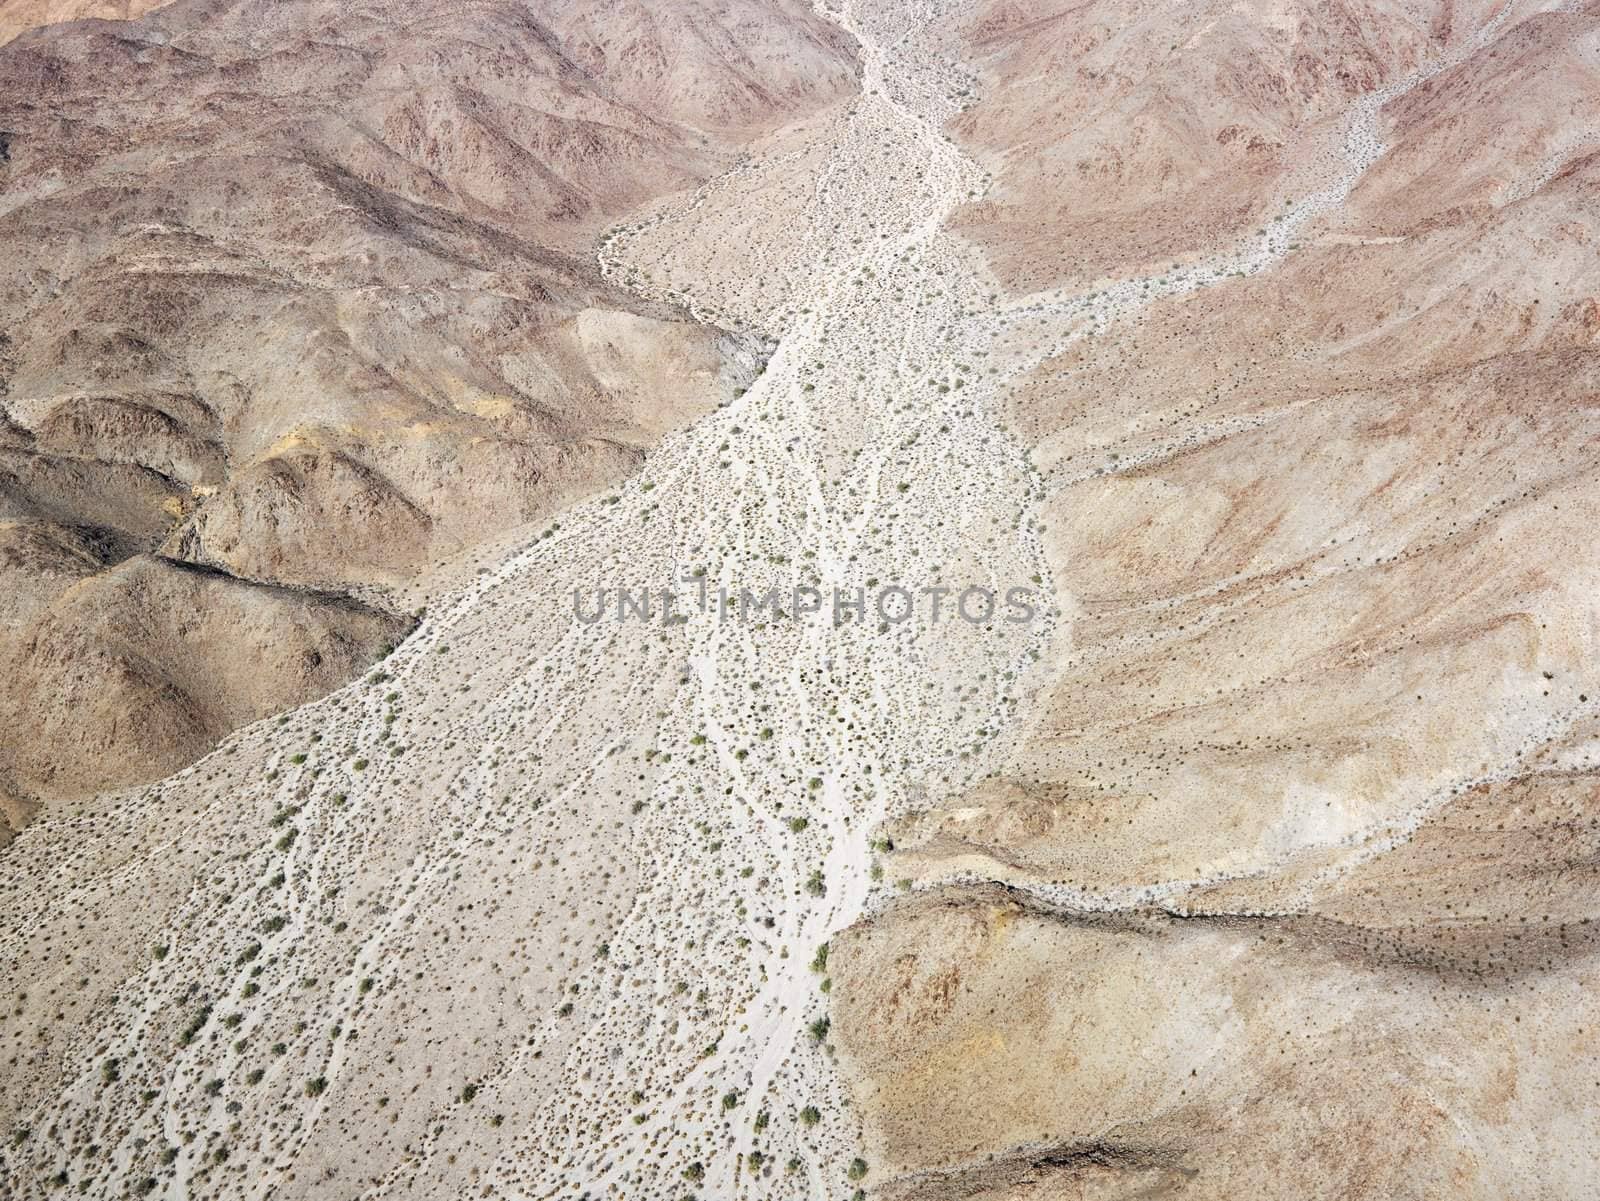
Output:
top-left (180, 1005), bottom-right (213, 1046)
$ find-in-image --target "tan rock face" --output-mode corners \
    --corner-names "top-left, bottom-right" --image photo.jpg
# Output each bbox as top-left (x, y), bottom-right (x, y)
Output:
top-left (841, 756), bottom-right (1600, 1197)
top-left (835, 871), bottom-right (1600, 1200)
top-left (943, 0), bottom-right (1441, 288)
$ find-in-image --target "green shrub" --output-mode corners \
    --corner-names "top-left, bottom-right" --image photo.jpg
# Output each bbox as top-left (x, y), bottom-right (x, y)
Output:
top-left (180, 1005), bottom-right (213, 1046)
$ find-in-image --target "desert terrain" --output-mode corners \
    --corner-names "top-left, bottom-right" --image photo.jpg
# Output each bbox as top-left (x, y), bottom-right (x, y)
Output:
top-left (0, 0), bottom-right (857, 836)
top-left (2, 0), bottom-right (1599, 1198)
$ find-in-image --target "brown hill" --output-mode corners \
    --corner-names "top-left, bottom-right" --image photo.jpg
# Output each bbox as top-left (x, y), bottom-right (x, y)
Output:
top-left (0, 554), bottom-right (410, 834)
top-left (836, 3), bottom-right (1600, 1197)
top-left (0, 0), bottom-right (858, 836)
top-left (945, 0), bottom-right (1498, 288)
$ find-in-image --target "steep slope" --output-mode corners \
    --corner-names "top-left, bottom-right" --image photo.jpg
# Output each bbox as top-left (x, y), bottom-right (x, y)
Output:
top-left (944, 0), bottom-right (1513, 287)
top-left (833, 1), bottom-right (1600, 1196)
top-left (0, 0), bottom-right (859, 832)
top-left (0, 556), bottom-right (411, 819)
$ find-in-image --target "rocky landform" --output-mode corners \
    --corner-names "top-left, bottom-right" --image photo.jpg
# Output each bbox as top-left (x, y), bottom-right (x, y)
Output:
top-left (2, 0), bottom-right (1599, 1199)
top-left (0, 0), bottom-right (858, 837)
top-left (834, 1), bottom-right (1600, 1197)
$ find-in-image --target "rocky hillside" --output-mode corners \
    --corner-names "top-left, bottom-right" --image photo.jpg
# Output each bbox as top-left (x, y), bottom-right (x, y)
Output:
top-left (834, 1), bottom-right (1600, 1196)
top-left (946, 0), bottom-right (1509, 287)
top-left (0, 0), bottom-right (859, 837)
top-left (0, 0), bottom-right (165, 46)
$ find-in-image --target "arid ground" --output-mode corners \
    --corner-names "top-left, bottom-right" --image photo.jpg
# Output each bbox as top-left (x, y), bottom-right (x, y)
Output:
top-left (2, 0), bottom-right (1599, 1198)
